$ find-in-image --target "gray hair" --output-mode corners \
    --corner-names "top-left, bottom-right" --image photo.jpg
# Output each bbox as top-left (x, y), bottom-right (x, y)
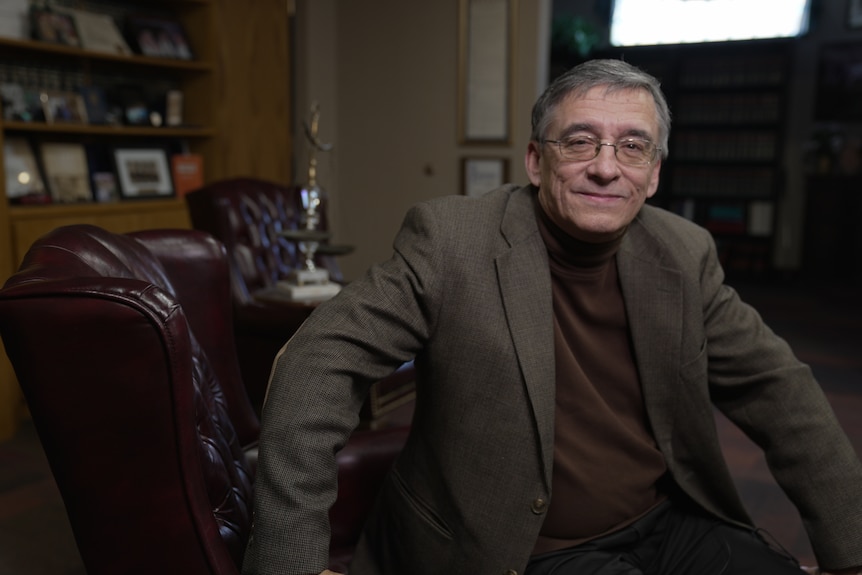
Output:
top-left (531, 59), bottom-right (671, 159)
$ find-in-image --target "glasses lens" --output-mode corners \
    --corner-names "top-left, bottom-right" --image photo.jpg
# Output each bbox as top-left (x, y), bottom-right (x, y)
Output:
top-left (616, 139), bottom-right (655, 165)
top-left (558, 137), bottom-right (599, 161)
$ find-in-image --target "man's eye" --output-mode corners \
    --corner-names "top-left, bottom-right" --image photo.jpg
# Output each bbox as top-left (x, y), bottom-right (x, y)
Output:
top-left (621, 140), bottom-right (647, 152)
top-left (565, 138), bottom-right (594, 148)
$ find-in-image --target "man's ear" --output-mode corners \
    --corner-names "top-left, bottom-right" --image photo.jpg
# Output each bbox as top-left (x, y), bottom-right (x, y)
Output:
top-left (525, 141), bottom-right (543, 187)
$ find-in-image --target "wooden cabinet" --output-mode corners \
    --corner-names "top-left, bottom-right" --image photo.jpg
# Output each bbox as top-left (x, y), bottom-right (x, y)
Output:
top-left (0, 0), bottom-right (294, 440)
top-left (596, 40), bottom-right (792, 279)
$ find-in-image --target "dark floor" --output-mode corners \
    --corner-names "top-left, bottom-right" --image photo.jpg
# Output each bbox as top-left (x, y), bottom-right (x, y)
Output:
top-left (0, 278), bottom-right (859, 573)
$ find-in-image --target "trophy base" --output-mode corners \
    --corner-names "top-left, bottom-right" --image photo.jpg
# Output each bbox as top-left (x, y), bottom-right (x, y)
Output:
top-left (274, 281), bottom-right (342, 302)
top-left (289, 268), bottom-right (331, 286)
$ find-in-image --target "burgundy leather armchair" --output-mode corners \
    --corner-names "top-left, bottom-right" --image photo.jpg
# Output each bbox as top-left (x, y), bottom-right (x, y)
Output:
top-left (0, 224), bottom-right (407, 575)
top-left (185, 178), bottom-right (415, 427)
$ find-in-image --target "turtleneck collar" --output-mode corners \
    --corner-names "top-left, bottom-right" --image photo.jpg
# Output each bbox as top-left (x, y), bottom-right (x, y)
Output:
top-left (536, 204), bottom-right (624, 269)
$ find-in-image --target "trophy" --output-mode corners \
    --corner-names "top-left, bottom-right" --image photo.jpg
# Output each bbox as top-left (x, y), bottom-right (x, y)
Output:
top-left (278, 103), bottom-right (353, 301)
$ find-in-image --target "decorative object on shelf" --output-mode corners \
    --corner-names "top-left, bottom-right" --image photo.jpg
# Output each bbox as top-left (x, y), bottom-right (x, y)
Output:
top-left (276, 103), bottom-right (353, 301)
top-left (79, 85), bottom-right (111, 124)
top-left (3, 137), bottom-right (49, 204)
top-left (29, 6), bottom-right (80, 47)
top-left (0, 82), bottom-right (38, 121)
top-left (39, 89), bottom-right (88, 124)
top-left (165, 89), bottom-right (183, 126)
top-left (170, 153), bottom-right (203, 197)
top-left (91, 171), bottom-right (119, 203)
top-left (461, 156), bottom-right (509, 197)
top-left (62, 8), bottom-right (131, 55)
top-left (40, 142), bottom-right (92, 203)
top-left (126, 16), bottom-right (193, 60)
top-left (112, 147), bottom-right (174, 199)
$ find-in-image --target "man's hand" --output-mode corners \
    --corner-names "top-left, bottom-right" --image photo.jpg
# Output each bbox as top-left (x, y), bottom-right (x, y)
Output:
top-left (802, 567), bottom-right (862, 575)
top-left (320, 571), bottom-right (343, 575)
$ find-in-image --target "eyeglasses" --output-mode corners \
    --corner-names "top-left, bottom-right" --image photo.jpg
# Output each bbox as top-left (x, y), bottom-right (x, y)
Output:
top-left (542, 135), bottom-right (660, 166)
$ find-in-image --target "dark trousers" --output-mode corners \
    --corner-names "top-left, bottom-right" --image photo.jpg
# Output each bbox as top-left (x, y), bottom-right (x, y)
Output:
top-left (526, 501), bottom-right (804, 575)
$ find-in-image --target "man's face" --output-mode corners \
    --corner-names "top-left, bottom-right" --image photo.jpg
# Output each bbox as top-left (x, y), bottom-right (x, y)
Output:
top-left (525, 86), bottom-right (662, 243)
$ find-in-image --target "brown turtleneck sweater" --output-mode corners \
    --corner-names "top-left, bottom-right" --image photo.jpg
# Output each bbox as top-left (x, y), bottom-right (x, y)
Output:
top-left (532, 208), bottom-right (668, 555)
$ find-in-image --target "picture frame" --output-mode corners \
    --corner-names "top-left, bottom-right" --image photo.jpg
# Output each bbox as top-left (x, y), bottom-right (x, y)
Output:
top-left (461, 156), bottom-right (509, 197)
top-left (64, 8), bottom-right (132, 55)
top-left (40, 142), bottom-right (93, 203)
top-left (850, 0), bottom-right (862, 29)
top-left (113, 147), bottom-right (174, 199)
top-left (3, 138), bottom-right (50, 204)
top-left (457, 0), bottom-right (516, 145)
top-left (126, 16), bottom-right (193, 60)
top-left (40, 90), bottom-right (88, 124)
top-left (30, 7), bottom-right (81, 47)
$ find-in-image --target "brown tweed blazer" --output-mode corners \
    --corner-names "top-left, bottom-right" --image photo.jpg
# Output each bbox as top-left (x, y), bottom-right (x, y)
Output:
top-left (244, 185), bottom-right (862, 575)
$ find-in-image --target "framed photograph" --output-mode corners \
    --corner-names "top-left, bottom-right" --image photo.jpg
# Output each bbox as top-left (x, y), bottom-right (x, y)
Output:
top-left (127, 16), bottom-right (193, 60)
top-left (850, 0), bottom-right (862, 29)
top-left (3, 138), bottom-right (50, 204)
top-left (30, 7), bottom-right (81, 47)
top-left (113, 148), bottom-right (174, 198)
top-left (40, 90), bottom-right (88, 124)
top-left (461, 156), bottom-right (509, 197)
top-left (64, 9), bottom-right (132, 55)
top-left (457, 0), bottom-right (516, 145)
top-left (40, 142), bottom-right (93, 203)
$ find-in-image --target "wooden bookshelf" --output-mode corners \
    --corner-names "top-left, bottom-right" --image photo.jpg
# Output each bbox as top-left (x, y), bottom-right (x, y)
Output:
top-left (0, 0), bottom-right (294, 440)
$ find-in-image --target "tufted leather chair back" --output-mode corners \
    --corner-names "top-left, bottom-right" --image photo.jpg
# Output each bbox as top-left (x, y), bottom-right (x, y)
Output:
top-left (0, 225), bottom-right (258, 575)
top-left (185, 177), bottom-right (342, 305)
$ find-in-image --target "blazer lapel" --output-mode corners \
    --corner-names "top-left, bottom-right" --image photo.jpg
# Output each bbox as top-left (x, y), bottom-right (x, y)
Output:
top-left (617, 220), bottom-right (683, 449)
top-left (496, 187), bottom-right (556, 486)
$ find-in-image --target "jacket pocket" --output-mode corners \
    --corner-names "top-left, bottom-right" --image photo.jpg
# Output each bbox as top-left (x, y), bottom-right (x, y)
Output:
top-left (389, 469), bottom-right (454, 540)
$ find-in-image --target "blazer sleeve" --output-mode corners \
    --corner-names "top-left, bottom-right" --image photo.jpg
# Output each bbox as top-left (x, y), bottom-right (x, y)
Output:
top-left (242, 201), bottom-right (446, 575)
top-left (697, 231), bottom-right (862, 568)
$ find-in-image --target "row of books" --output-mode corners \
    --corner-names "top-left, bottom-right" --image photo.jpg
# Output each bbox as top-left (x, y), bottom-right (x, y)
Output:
top-left (674, 93), bottom-right (781, 126)
top-left (678, 55), bottom-right (785, 88)
top-left (673, 131), bottom-right (778, 162)
top-left (4, 138), bottom-right (202, 205)
top-left (670, 166), bottom-right (776, 198)
top-left (670, 198), bottom-right (774, 237)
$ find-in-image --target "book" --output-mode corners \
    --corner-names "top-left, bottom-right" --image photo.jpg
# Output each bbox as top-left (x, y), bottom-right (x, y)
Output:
top-left (170, 153), bottom-right (203, 197)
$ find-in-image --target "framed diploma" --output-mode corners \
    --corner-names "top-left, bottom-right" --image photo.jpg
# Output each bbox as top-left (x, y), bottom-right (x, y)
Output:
top-left (457, 0), bottom-right (516, 145)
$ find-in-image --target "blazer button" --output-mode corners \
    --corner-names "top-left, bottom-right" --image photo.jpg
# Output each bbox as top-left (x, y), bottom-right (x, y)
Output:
top-left (503, 570), bottom-right (518, 575)
top-left (530, 497), bottom-right (547, 514)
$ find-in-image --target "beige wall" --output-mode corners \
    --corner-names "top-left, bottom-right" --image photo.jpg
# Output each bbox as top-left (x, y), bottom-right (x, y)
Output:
top-left (294, 0), bottom-right (550, 280)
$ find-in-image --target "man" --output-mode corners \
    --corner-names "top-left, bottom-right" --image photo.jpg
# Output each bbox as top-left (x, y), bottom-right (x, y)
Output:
top-left (243, 59), bottom-right (862, 575)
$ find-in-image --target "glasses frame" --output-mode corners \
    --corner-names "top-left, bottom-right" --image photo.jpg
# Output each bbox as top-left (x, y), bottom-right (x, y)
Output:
top-left (542, 136), bottom-right (661, 167)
